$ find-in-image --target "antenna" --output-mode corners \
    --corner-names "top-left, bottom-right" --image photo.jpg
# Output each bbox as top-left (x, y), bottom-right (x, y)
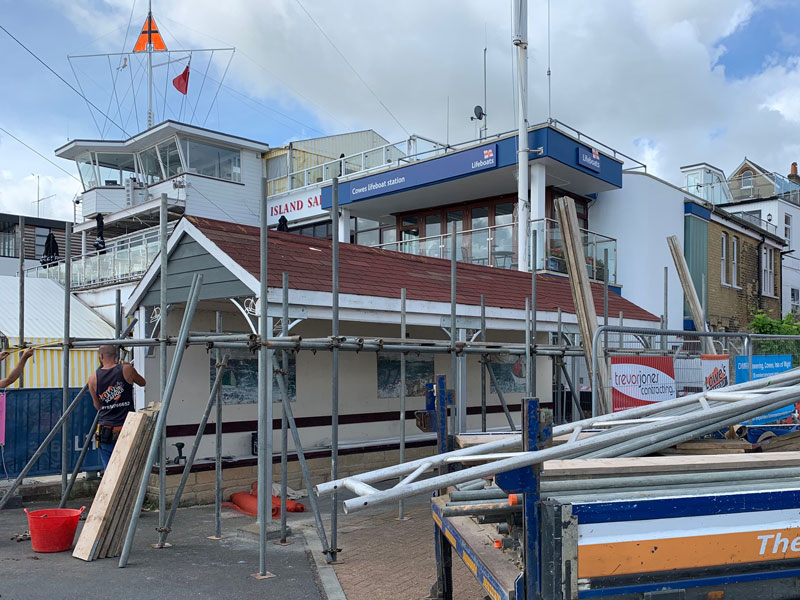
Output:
top-left (547, 0), bottom-right (552, 120)
top-left (446, 96), bottom-right (450, 147)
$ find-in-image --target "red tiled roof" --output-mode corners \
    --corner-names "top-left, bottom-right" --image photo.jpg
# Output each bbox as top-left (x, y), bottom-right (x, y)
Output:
top-left (186, 216), bottom-right (659, 321)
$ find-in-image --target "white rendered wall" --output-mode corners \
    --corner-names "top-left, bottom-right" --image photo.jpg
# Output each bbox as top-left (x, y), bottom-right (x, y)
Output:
top-left (593, 172), bottom-right (684, 329)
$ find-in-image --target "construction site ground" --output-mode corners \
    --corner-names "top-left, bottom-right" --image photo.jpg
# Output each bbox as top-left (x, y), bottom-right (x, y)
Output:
top-left (1, 486), bottom-right (487, 600)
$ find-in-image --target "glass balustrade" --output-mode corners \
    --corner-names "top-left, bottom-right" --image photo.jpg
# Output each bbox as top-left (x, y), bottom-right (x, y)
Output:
top-left (370, 219), bottom-right (617, 283)
top-left (25, 225), bottom-right (173, 289)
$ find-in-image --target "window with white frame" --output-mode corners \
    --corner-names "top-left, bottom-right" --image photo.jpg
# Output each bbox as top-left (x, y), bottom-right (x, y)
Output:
top-left (786, 213), bottom-right (793, 247)
top-left (721, 232), bottom-right (728, 284)
top-left (763, 246), bottom-right (775, 296)
top-left (792, 288), bottom-right (800, 314)
top-left (731, 237), bottom-right (738, 287)
top-left (742, 169), bottom-right (754, 189)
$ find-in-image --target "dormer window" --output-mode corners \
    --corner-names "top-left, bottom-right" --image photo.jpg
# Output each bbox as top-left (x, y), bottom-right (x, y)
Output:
top-left (742, 169), bottom-right (753, 189)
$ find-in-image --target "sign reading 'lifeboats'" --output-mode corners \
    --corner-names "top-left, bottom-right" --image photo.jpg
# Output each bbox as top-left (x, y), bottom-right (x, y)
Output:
top-left (611, 356), bottom-right (675, 412)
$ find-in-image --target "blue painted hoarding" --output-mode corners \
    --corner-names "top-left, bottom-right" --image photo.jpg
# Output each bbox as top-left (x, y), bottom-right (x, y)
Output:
top-left (2, 387), bottom-right (102, 478)
top-left (734, 355), bottom-right (794, 425)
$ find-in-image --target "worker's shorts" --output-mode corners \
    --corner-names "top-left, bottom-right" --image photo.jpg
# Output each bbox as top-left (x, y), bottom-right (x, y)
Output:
top-left (99, 442), bottom-right (116, 470)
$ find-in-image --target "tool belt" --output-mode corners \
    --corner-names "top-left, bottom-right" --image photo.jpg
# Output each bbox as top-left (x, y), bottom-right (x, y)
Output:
top-left (96, 424), bottom-right (123, 445)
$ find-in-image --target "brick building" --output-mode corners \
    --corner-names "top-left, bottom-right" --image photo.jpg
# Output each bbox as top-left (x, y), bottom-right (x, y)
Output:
top-left (706, 216), bottom-right (783, 331)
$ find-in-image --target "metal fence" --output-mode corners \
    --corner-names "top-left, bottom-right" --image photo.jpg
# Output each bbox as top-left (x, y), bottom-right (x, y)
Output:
top-left (1, 387), bottom-right (101, 479)
top-left (591, 327), bottom-right (753, 416)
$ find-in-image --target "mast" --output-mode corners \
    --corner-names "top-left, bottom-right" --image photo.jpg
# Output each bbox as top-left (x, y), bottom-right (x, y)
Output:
top-left (147, 0), bottom-right (153, 128)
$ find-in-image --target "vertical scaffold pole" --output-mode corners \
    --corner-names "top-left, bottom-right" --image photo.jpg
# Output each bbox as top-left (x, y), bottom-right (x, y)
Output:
top-left (18, 215), bottom-right (24, 388)
top-left (158, 192), bottom-right (168, 535)
top-left (330, 177), bottom-right (340, 559)
top-left (255, 177), bottom-right (274, 578)
top-left (530, 228), bottom-right (537, 400)
top-left (481, 294), bottom-right (487, 432)
top-left (398, 287), bottom-right (407, 520)
top-left (214, 311), bottom-right (224, 540)
top-left (449, 222), bottom-right (457, 437)
top-left (61, 223), bottom-right (72, 495)
top-left (279, 273), bottom-right (290, 544)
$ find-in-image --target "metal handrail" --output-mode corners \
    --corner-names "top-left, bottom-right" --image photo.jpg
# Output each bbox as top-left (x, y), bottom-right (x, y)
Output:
top-left (268, 119), bottom-right (647, 195)
top-left (24, 224), bottom-right (173, 289)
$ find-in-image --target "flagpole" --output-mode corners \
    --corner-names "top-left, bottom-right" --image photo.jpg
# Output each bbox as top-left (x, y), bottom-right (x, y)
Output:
top-left (147, 0), bottom-right (153, 128)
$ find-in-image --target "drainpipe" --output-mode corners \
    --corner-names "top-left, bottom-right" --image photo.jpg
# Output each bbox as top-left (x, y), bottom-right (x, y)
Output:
top-left (757, 236), bottom-right (764, 312)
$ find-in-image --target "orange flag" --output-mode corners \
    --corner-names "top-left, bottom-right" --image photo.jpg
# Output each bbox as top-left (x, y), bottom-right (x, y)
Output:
top-left (133, 13), bottom-right (167, 52)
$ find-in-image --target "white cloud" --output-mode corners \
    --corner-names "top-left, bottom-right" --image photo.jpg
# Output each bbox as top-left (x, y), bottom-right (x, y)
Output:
top-left (10, 0), bottom-right (800, 208)
top-left (0, 128), bottom-right (81, 221)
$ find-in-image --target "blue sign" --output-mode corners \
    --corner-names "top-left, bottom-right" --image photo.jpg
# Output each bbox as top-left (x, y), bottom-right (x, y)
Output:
top-left (734, 355), bottom-right (794, 425)
top-left (329, 143), bottom-right (498, 206)
top-left (577, 146), bottom-right (601, 172)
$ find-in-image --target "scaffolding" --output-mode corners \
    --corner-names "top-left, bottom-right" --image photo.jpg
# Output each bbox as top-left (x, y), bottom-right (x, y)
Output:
top-left (0, 182), bottom-right (592, 577)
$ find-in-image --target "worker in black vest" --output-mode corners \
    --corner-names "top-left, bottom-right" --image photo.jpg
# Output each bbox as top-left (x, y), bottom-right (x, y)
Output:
top-left (88, 344), bottom-right (146, 469)
top-left (0, 347), bottom-right (34, 388)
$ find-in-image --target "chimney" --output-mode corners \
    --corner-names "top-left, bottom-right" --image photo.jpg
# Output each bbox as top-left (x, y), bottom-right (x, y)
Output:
top-left (790, 162), bottom-right (800, 185)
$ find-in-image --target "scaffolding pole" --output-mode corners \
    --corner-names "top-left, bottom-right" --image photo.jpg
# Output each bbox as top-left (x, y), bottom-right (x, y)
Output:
top-left (61, 223), bottom-right (71, 495)
top-left (279, 273), bottom-right (290, 544)
top-left (255, 176), bottom-right (274, 579)
top-left (398, 287), bottom-right (407, 520)
top-left (213, 311), bottom-right (224, 540)
top-left (17, 215), bottom-right (24, 389)
top-left (118, 273), bottom-right (203, 568)
top-left (158, 192), bottom-right (169, 537)
top-left (330, 176), bottom-right (340, 560)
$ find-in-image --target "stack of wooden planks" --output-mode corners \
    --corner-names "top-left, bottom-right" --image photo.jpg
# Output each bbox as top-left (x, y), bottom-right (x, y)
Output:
top-left (73, 404), bottom-right (159, 561)
top-left (761, 431), bottom-right (800, 453)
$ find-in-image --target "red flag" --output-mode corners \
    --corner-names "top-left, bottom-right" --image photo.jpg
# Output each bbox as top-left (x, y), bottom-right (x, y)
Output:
top-left (173, 64), bottom-right (190, 95)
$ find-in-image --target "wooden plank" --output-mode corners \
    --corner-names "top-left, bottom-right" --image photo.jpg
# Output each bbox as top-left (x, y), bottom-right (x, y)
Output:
top-left (72, 411), bottom-right (147, 561)
top-left (100, 409), bottom-right (157, 558)
top-left (455, 433), bottom-right (519, 448)
top-left (108, 411), bottom-right (158, 558)
top-left (540, 453), bottom-right (800, 478)
top-left (667, 235), bottom-right (713, 354)
top-left (761, 431), bottom-right (800, 452)
top-left (554, 196), bottom-right (611, 414)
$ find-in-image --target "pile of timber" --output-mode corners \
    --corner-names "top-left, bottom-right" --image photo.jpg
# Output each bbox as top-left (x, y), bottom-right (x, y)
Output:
top-left (73, 404), bottom-right (159, 561)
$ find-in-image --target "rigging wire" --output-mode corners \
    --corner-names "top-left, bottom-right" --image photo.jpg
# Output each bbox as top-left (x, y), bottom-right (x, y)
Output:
top-left (158, 14), bottom-right (348, 131)
top-left (0, 126), bottom-right (82, 183)
top-left (293, 0), bottom-right (410, 136)
top-left (190, 50), bottom-right (214, 125)
top-left (202, 50), bottom-right (234, 127)
top-left (68, 57), bottom-right (103, 137)
top-left (101, 0), bottom-right (137, 137)
top-left (0, 25), bottom-right (129, 137)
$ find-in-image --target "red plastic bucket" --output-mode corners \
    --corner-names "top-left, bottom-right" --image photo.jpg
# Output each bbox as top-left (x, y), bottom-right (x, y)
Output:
top-left (24, 506), bottom-right (86, 553)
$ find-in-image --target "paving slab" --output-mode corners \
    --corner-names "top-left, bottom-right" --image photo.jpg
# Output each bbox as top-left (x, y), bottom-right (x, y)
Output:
top-left (0, 501), bottom-right (324, 600)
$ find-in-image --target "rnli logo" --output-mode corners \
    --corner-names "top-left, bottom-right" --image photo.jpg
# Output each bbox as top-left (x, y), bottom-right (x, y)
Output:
top-left (483, 148), bottom-right (494, 159)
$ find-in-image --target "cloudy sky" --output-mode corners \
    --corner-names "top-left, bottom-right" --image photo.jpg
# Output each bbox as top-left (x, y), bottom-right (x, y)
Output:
top-left (2, 0), bottom-right (800, 221)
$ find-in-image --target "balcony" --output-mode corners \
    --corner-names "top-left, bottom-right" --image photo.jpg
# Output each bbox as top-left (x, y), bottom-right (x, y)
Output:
top-left (25, 225), bottom-right (172, 290)
top-left (730, 211), bottom-right (778, 235)
top-left (371, 219), bottom-right (617, 284)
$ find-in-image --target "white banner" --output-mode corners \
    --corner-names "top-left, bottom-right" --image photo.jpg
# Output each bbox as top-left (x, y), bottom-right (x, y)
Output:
top-left (267, 185), bottom-right (325, 226)
top-left (702, 354), bottom-right (730, 391)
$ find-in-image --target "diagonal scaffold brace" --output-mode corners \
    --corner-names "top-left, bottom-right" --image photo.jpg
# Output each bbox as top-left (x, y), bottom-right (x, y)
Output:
top-left (118, 273), bottom-right (204, 567)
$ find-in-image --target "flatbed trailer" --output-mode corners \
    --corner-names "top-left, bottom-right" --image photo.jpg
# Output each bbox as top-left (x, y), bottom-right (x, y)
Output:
top-left (428, 394), bottom-right (800, 599)
top-left (433, 488), bottom-right (800, 599)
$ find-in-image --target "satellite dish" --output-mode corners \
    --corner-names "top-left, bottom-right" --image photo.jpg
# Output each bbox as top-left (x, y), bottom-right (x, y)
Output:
top-left (473, 105), bottom-right (485, 120)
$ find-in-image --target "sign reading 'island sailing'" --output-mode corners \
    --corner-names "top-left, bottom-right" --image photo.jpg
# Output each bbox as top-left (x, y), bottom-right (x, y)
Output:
top-left (337, 143), bottom-right (498, 205)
